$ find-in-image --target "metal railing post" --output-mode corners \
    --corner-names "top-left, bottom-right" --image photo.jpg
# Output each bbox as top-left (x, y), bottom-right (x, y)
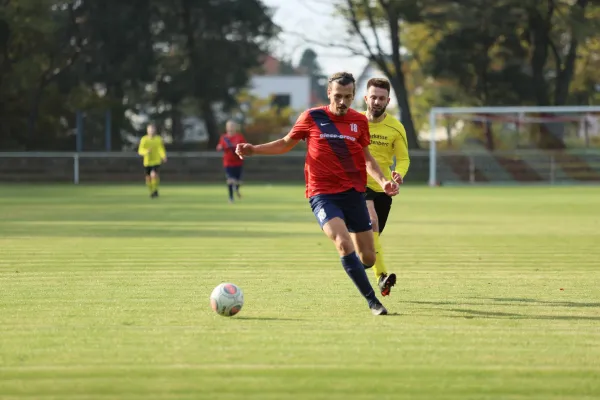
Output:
top-left (74, 153), bottom-right (80, 185)
top-left (550, 154), bottom-right (555, 185)
top-left (469, 156), bottom-right (475, 184)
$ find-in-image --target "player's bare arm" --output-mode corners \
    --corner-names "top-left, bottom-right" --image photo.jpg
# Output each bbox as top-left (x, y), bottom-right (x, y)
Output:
top-left (363, 147), bottom-right (399, 196)
top-left (236, 133), bottom-right (300, 159)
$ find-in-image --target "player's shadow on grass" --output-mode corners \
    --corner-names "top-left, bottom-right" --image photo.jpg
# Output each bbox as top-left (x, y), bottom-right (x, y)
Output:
top-left (383, 312), bottom-right (403, 317)
top-left (481, 297), bottom-right (600, 308)
top-left (402, 300), bottom-right (456, 306)
top-left (402, 298), bottom-right (600, 321)
top-left (446, 308), bottom-right (600, 321)
top-left (403, 298), bottom-right (600, 309)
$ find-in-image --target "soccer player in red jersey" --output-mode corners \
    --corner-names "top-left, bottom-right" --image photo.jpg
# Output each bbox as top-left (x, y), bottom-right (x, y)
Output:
top-left (236, 72), bottom-right (398, 315)
top-left (217, 120), bottom-right (247, 203)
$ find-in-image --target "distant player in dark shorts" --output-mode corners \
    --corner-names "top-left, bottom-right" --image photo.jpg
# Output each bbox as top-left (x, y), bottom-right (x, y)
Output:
top-left (217, 120), bottom-right (247, 203)
top-left (235, 72), bottom-right (399, 316)
top-left (137, 124), bottom-right (167, 198)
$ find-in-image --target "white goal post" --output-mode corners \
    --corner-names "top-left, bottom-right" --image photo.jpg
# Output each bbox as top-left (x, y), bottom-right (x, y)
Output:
top-left (428, 105), bottom-right (600, 186)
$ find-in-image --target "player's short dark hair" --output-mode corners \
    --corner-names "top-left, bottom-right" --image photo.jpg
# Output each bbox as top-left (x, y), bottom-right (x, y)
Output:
top-left (367, 78), bottom-right (391, 93)
top-left (328, 72), bottom-right (356, 93)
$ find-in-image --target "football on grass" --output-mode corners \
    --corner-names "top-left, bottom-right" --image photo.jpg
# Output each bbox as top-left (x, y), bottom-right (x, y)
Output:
top-left (210, 283), bottom-right (244, 317)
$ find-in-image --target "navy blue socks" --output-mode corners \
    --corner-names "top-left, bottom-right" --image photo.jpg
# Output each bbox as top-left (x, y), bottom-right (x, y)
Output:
top-left (341, 251), bottom-right (379, 308)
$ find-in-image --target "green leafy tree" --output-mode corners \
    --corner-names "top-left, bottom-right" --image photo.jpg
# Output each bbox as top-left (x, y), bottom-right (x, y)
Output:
top-left (0, 0), bottom-right (86, 149)
top-left (425, 0), bottom-right (598, 149)
top-left (173, 0), bottom-right (278, 147)
top-left (335, 0), bottom-right (423, 149)
top-left (234, 91), bottom-right (294, 144)
top-left (297, 48), bottom-right (327, 105)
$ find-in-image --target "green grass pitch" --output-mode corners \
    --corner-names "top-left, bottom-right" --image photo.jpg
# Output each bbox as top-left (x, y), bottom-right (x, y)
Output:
top-left (0, 184), bottom-right (599, 400)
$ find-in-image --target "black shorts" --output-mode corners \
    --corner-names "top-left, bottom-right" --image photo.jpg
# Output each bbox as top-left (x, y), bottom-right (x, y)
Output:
top-left (364, 187), bottom-right (393, 234)
top-left (309, 189), bottom-right (372, 233)
top-left (225, 166), bottom-right (243, 181)
top-left (145, 165), bottom-right (160, 176)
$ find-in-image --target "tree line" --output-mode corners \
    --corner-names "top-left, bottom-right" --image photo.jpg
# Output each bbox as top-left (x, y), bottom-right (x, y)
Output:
top-left (333, 0), bottom-right (599, 149)
top-left (0, 0), bottom-right (277, 150)
top-left (0, 0), bottom-right (598, 151)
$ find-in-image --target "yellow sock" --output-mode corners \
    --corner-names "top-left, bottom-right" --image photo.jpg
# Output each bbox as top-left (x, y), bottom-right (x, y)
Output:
top-left (372, 232), bottom-right (387, 279)
top-left (151, 176), bottom-right (159, 192)
top-left (146, 179), bottom-right (153, 193)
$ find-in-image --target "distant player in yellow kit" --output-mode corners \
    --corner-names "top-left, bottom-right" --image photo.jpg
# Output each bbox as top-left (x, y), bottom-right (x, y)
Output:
top-left (363, 78), bottom-right (410, 296)
top-left (137, 123), bottom-right (167, 198)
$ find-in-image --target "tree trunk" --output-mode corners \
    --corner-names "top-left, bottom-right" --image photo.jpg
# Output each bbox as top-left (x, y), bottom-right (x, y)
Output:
top-left (201, 100), bottom-right (219, 148)
top-left (445, 117), bottom-right (452, 147)
top-left (391, 80), bottom-right (420, 149)
top-left (554, 0), bottom-right (588, 105)
top-left (528, 7), bottom-right (552, 106)
top-left (382, 4), bottom-right (420, 149)
top-left (537, 116), bottom-right (566, 150)
top-left (554, 39), bottom-right (577, 105)
top-left (484, 120), bottom-right (494, 151)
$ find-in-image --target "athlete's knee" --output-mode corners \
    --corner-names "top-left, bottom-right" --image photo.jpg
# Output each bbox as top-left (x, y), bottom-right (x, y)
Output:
top-left (322, 218), bottom-right (355, 256)
top-left (357, 249), bottom-right (376, 267)
top-left (150, 170), bottom-right (157, 179)
top-left (354, 229), bottom-right (376, 266)
top-left (333, 235), bottom-right (355, 256)
top-left (327, 225), bottom-right (354, 255)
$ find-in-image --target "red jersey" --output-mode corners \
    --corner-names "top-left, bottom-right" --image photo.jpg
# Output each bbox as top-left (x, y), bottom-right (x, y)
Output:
top-left (218, 133), bottom-right (246, 167)
top-left (289, 106), bottom-right (370, 197)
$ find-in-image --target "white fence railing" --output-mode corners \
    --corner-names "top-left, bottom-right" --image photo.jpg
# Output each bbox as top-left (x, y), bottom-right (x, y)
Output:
top-left (0, 151), bottom-right (306, 184)
top-left (432, 149), bottom-right (600, 185)
top-left (0, 150), bottom-right (599, 184)
top-left (427, 105), bottom-right (600, 186)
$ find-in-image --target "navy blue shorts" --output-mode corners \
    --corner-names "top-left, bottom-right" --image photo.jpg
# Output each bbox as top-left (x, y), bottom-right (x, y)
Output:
top-left (309, 189), bottom-right (372, 233)
top-left (225, 166), bottom-right (243, 181)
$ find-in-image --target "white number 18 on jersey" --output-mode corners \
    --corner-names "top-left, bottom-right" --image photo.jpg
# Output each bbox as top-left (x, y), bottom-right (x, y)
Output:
top-left (350, 123), bottom-right (358, 132)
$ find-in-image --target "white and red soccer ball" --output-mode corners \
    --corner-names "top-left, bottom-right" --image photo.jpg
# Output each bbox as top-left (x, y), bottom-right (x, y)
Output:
top-left (210, 283), bottom-right (244, 317)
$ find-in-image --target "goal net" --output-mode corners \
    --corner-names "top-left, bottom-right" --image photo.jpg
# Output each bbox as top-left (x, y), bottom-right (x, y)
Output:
top-left (427, 106), bottom-right (600, 186)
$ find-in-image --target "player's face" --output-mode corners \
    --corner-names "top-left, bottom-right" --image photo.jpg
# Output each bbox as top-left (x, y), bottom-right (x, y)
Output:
top-left (226, 121), bottom-right (237, 134)
top-left (365, 86), bottom-right (390, 118)
top-left (147, 125), bottom-right (156, 136)
top-left (328, 82), bottom-right (355, 116)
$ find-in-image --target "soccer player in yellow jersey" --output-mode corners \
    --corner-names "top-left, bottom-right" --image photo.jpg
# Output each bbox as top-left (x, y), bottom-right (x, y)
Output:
top-left (137, 123), bottom-right (167, 198)
top-left (362, 78), bottom-right (410, 296)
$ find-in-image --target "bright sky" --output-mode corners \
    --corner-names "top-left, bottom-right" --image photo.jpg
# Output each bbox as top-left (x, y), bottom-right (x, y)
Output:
top-left (262, 0), bottom-right (369, 78)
